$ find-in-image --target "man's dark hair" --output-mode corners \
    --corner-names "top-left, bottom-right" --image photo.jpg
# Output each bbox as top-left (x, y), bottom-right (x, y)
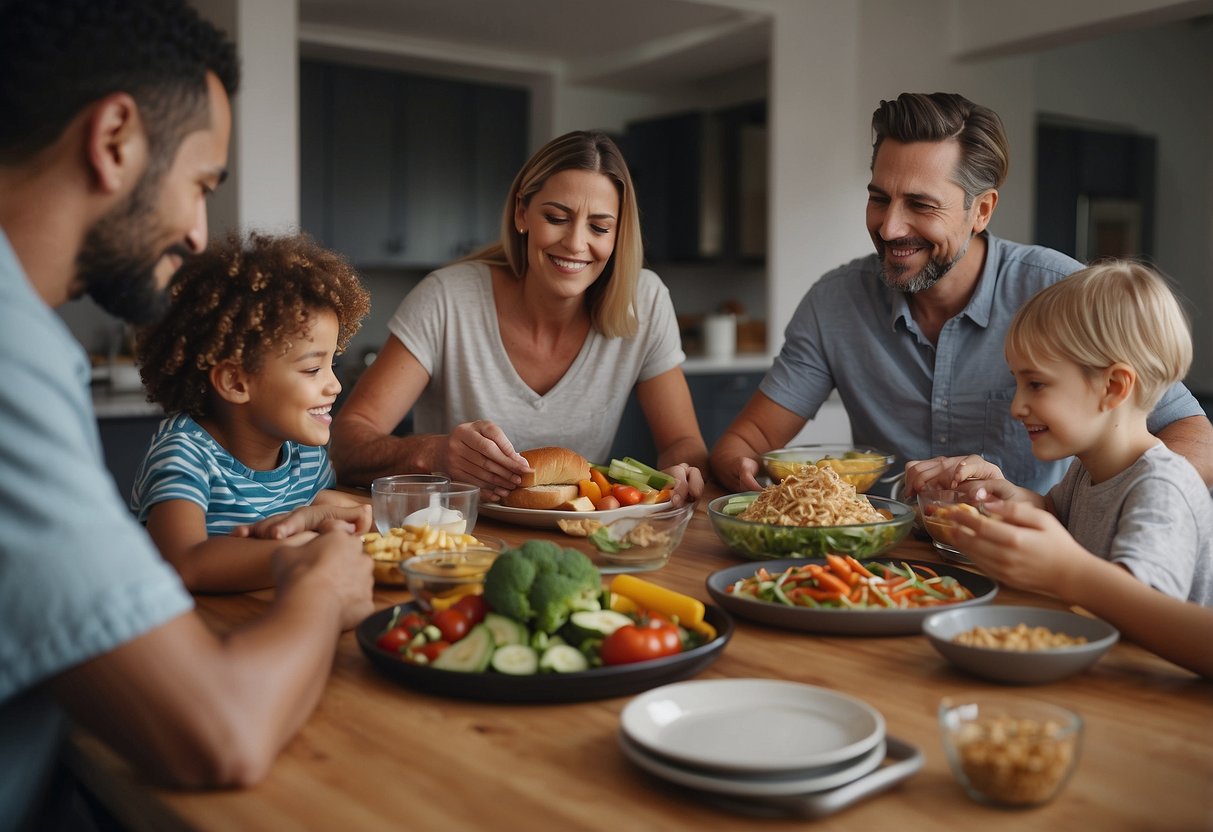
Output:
top-left (871, 92), bottom-right (1009, 208)
top-left (0, 0), bottom-right (240, 175)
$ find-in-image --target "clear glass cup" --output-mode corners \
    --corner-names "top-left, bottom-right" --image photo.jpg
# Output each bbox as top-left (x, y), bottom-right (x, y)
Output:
top-left (370, 474), bottom-right (450, 535)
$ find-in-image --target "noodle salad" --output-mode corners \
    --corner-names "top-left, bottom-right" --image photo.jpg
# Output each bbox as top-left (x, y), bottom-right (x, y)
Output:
top-left (727, 554), bottom-right (977, 610)
top-left (738, 464), bottom-right (885, 527)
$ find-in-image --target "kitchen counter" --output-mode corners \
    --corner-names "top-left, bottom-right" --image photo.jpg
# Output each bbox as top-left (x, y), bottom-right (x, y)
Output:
top-left (65, 496), bottom-right (1213, 831)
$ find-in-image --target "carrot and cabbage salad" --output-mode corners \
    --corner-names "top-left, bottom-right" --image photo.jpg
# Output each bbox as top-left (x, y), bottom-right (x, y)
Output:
top-left (726, 554), bottom-right (976, 610)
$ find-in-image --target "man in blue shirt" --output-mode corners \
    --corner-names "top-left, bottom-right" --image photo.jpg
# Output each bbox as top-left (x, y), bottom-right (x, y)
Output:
top-left (710, 92), bottom-right (1213, 496)
top-left (0, 3), bottom-right (372, 829)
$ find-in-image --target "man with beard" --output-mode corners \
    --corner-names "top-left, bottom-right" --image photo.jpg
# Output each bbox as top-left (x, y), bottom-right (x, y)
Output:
top-left (0, 2), bottom-right (373, 828)
top-left (710, 92), bottom-right (1213, 496)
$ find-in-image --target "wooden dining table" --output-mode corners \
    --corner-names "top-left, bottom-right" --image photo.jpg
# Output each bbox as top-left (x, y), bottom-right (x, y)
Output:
top-left (66, 492), bottom-right (1212, 831)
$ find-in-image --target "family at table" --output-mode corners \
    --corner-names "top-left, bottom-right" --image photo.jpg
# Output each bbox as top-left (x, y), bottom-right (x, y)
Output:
top-left (2, 1), bottom-right (1211, 829)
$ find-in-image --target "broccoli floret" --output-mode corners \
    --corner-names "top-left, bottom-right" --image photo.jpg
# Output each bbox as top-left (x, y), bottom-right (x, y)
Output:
top-left (483, 541), bottom-right (601, 633)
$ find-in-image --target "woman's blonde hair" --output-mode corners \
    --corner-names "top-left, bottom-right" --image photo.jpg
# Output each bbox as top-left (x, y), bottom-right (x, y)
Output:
top-left (462, 130), bottom-right (642, 338)
top-left (1005, 260), bottom-right (1192, 410)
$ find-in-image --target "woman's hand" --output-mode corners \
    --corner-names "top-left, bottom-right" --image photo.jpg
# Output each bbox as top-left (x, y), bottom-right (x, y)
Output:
top-left (444, 420), bottom-right (531, 501)
top-left (903, 454), bottom-right (1005, 499)
top-left (230, 504), bottom-right (373, 540)
top-left (662, 463), bottom-right (704, 507)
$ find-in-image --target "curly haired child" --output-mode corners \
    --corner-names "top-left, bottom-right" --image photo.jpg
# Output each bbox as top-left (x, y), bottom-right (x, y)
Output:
top-left (903, 261), bottom-right (1213, 675)
top-left (132, 232), bottom-right (373, 591)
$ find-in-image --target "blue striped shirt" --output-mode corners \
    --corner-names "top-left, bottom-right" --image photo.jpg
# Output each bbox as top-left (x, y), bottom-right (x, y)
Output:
top-left (130, 413), bottom-right (336, 534)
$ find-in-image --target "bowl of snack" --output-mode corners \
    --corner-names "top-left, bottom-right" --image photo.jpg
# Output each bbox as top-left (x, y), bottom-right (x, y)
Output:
top-left (362, 524), bottom-right (504, 588)
top-left (916, 488), bottom-right (985, 563)
top-left (399, 545), bottom-right (507, 610)
top-left (761, 444), bottom-right (894, 493)
top-left (707, 464), bottom-right (913, 561)
top-left (556, 502), bottom-right (694, 573)
top-left (370, 476), bottom-right (479, 537)
top-left (939, 694), bottom-right (1084, 807)
top-left (922, 605), bottom-right (1119, 684)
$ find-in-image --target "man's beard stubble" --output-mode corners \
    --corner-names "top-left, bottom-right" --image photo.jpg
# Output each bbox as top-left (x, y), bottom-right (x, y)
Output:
top-left (877, 236), bottom-right (970, 295)
top-left (76, 170), bottom-right (179, 325)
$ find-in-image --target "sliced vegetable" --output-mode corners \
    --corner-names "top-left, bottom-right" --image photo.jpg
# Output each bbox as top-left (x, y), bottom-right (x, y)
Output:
top-left (621, 457), bottom-right (676, 490)
top-left (567, 609), bottom-right (635, 639)
top-left (727, 559), bottom-right (976, 610)
top-left (431, 624), bottom-right (495, 672)
top-left (491, 644), bottom-right (539, 675)
top-left (483, 612), bottom-right (528, 647)
top-left (540, 644), bottom-right (589, 673)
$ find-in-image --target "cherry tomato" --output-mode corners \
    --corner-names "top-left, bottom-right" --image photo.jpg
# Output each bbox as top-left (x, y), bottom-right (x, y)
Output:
top-left (599, 616), bottom-right (682, 665)
top-left (376, 625), bottom-right (414, 653)
top-left (399, 612), bottom-right (429, 634)
top-left (611, 484), bottom-right (643, 506)
top-left (452, 593), bottom-right (487, 626)
top-left (593, 495), bottom-right (621, 511)
top-left (430, 608), bottom-right (471, 643)
top-left (414, 640), bottom-right (450, 662)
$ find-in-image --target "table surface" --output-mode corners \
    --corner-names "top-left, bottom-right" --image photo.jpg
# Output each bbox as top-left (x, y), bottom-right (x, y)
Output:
top-left (67, 495), bottom-right (1212, 831)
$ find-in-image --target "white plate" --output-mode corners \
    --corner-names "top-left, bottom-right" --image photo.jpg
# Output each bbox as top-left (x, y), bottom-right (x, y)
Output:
top-left (618, 731), bottom-right (887, 797)
top-left (479, 499), bottom-right (670, 530)
top-left (620, 679), bottom-right (885, 774)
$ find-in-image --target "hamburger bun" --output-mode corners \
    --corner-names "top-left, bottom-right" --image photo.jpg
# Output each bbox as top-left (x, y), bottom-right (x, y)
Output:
top-left (503, 447), bottom-right (591, 510)
top-left (517, 446), bottom-right (590, 488)
top-left (502, 483), bottom-right (580, 510)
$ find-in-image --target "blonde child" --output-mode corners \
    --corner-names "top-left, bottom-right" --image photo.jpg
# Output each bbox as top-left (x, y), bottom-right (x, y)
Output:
top-left (904, 261), bottom-right (1212, 612)
top-left (131, 232), bottom-right (372, 592)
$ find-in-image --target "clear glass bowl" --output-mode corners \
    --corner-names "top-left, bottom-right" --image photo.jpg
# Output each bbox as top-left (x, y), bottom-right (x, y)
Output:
top-left (916, 489), bottom-right (982, 563)
top-left (364, 528), bottom-right (503, 588)
top-left (761, 445), bottom-right (894, 493)
top-left (562, 502), bottom-right (695, 573)
top-left (399, 545), bottom-right (505, 609)
top-left (939, 695), bottom-right (1083, 807)
top-left (707, 493), bottom-right (913, 561)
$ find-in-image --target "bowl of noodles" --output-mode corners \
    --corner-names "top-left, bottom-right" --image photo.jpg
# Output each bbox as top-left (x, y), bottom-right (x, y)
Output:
top-left (708, 464), bottom-right (914, 560)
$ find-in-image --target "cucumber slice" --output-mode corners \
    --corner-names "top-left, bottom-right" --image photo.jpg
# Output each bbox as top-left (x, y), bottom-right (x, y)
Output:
top-left (483, 612), bottom-right (528, 647)
top-left (540, 644), bottom-right (589, 673)
top-left (622, 457), bottom-right (676, 490)
top-left (490, 644), bottom-right (539, 675)
top-left (431, 624), bottom-right (494, 673)
top-left (567, 609), bottom-right (634, 640)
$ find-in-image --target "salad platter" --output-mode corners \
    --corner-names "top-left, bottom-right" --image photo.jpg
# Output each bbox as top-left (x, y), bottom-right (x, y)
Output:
top-left (356, 602), bottom-right (733, 702)
top-left (705, 558), bottom-right (997, 636)
top-left (480, 499), bottom-right (671, 530)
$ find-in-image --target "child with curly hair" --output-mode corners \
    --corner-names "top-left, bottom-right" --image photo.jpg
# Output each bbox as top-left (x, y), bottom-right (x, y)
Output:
top-left (132, 232), bottom-right (373, 591)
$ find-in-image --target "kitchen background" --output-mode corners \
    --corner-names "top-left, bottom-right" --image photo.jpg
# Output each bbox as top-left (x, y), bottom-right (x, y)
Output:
top-left (65, 0), bottom-right (1213, 494)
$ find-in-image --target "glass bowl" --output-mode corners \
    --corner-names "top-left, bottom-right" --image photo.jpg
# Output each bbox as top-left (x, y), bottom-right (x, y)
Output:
top-left (761, 445), bottom-right (894, 493)
top-left (939, 695), bottom-right (1083, 807)
top-left (363, 526), bottom-right (504, 588)
top-left (399, 545), bottom-right (505, 610)
top-left (706, 493), bottom-right (913, 561)
top-left (370, 476), bottom-right (479, 537)
top-left (561, 502), bottom-right (695, 573)
top-left (916, 489), bottom-right (983, 563)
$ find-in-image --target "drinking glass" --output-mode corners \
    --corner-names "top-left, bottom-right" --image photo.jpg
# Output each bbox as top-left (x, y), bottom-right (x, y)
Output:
top-left (370, 474), bottom-right (450, 535)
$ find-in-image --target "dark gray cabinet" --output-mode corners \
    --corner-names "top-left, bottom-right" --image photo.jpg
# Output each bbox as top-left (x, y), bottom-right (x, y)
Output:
top-left (300, 60), bottom-right (528, 269)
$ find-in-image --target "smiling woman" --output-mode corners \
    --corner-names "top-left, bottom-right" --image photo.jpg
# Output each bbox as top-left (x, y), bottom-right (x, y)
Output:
top-left (330, 130), bottom-right (708, 508)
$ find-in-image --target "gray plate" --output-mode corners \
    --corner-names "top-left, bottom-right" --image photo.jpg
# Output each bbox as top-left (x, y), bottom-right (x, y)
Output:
top-left (705, 558), bottom-right (997, 636)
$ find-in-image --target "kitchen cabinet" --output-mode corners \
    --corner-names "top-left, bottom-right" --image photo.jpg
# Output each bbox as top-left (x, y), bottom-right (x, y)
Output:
top-left (624, 101), bottom-right (766, 263)
top-left (300, 60), bottom-right (528, 269)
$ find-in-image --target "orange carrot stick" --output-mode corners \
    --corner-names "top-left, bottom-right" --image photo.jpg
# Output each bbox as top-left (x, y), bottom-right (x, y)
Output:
top-left (845, 556), bottom-right (876, 578)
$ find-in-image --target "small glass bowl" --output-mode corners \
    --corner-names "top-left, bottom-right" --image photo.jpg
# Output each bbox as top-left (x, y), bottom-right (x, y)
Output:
top-left (916, 489), bottom-right (983, 564)
top-left (399, 546), bottom-right (503, 610)
top-left (761, 445), bottom-right (894, 493)
top-left (939, 695), bottom-right (1083, 808)
top-left (364, 529), bottom-right (503, 588)
top-left (564, 502), bottom-right (695, 573)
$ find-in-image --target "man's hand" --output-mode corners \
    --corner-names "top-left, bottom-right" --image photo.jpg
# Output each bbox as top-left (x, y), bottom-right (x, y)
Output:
top-left (272, 531), bottom-right (373, 631)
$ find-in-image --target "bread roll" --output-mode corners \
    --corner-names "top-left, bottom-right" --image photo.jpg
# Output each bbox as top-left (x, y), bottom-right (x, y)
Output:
top-left (517, 446), bottom-right (590, 488)
top-left (503, 484), bottom-right (580, 510)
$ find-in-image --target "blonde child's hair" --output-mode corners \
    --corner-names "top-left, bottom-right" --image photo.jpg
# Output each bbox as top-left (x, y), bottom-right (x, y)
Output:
top-left (1005, 260), bottom-right (1192, 410)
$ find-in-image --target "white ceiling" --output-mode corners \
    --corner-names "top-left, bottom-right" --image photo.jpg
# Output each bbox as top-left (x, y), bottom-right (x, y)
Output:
top-left (298, 0), bottom-right (771, 90)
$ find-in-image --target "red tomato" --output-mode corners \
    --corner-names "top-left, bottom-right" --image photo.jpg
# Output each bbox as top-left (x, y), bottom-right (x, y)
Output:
top-left (452, 594), bottom-right (487, 626)
top-left (376, 625), bottom-right (414, 653)
top-left (400, 612), bottom-right (429, 633)
top-left (599, 617), bottom-right (682, 665)
top-left (414, 640), bottom-right (450, 662)
top-left (611, 484), bottom-right (643, 506)
top-left (431, 608), bottom-right (471, 643)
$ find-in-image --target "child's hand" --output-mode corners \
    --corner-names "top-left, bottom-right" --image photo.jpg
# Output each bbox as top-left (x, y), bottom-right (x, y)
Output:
top-left (903, 454), bottom-right (1005, 499)
top-left (940, 499), bottom-right (1087, 599)
top-left (232, 504), bottom-right (373, 540)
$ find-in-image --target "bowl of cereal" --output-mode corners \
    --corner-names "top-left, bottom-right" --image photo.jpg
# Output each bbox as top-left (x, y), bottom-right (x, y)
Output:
top-left (923, 606), bottom-right (1119, 684)
top-left (761, 445), bottom-right (894, 493)
top-left (362, 524), bottom-right (505, 587)
top-left (939, 694), bottom-right (1083, 807)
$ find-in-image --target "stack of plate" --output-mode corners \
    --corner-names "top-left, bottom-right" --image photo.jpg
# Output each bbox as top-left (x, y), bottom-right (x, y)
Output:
top-left (618, 679), bottom-right (921, 818)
